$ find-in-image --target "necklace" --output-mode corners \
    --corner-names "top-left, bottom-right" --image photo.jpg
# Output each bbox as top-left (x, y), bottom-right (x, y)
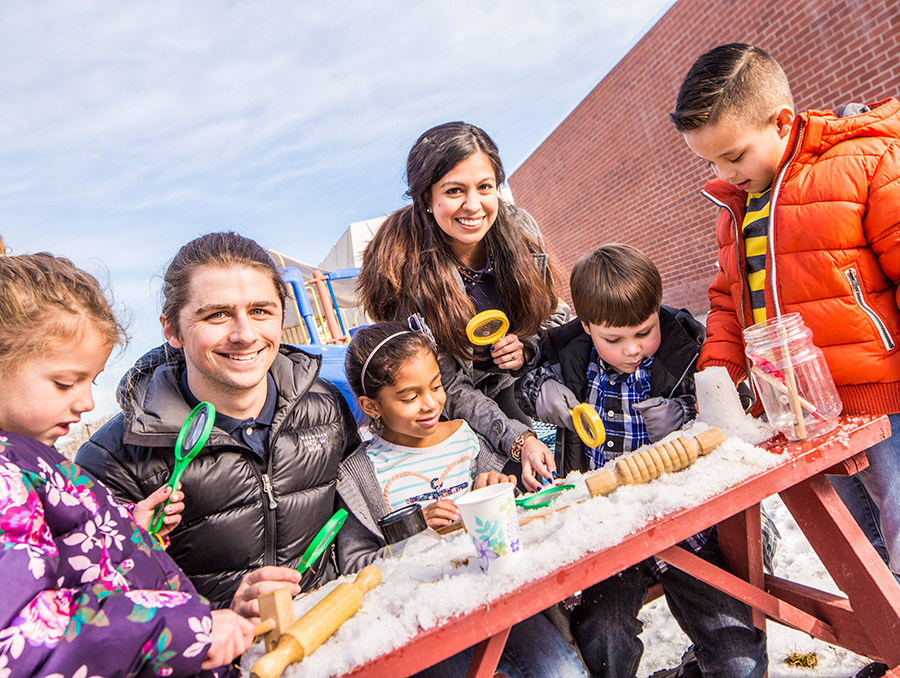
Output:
top-left (455, 256), bottom-right (493, 282)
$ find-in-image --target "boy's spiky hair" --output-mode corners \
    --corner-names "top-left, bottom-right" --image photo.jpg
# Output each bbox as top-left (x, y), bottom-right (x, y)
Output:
top-left (670, 43), bottom-right (794, 132)
top-left (570, 244), bottom-right (662, 328)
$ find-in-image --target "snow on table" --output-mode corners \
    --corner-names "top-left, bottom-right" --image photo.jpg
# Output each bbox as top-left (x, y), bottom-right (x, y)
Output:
top-left (240, 421), bottom-right (783, 678)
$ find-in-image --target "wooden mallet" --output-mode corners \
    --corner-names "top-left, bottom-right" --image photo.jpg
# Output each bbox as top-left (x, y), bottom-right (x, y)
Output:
top-left (251, 565), bottom-right (382, 678)
top-left (253, 587), bottom-right (295, 652)
top-left (585, 428), bottom-right (726, 497)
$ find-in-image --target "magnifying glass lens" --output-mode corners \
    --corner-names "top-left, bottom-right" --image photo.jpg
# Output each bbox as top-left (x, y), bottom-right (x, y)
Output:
top-left (185, 410), bottom-right (207, 449)
top-left (475, 319), bottom-right (504, 337)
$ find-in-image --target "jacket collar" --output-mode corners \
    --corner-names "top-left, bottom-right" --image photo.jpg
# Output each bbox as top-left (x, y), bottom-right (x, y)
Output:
top-left (118, 343), bottom-right (322, 447)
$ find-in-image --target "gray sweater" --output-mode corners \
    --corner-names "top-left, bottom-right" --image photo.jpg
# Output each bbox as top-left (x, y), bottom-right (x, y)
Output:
top-left (335, 430), bottom-right (507, 574)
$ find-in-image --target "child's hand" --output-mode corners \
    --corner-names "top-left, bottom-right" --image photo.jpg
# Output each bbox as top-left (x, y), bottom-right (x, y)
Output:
top-left (535, 380), bottom-right (579, 430)
top-left (422, 499), bottom-right (460, 528)
top-left (633, 396), bottom-right (693, 443)
top-left (521, 436), bottom-right (557, 492)
top-left (473, 471), bottom-right (517, 489)
top-left (132, 484), bottom-right (185, 537)
top-left (201, 609), bottom-right (255, 669)
top-left (491, 333), bottom-right (530, 371)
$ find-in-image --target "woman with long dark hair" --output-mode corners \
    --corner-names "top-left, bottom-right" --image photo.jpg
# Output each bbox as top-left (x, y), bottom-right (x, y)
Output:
top-left (358, 122), bottom-right (567, 491)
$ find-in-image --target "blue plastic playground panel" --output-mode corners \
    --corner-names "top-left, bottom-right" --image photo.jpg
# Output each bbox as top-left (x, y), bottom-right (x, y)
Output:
top-left (299, 343), bottom-right (364, 424)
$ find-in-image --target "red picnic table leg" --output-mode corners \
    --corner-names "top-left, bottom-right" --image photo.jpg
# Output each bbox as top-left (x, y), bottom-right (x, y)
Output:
top-left (717, 503), bottom-right (767, 630)
top-left (779, 471), bottom-right (900, 667)
top-left (465, 626), bottom-right (511, 678)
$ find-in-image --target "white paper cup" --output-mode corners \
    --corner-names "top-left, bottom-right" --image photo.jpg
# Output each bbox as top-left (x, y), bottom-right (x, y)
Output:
top-left (454, 483), bottom-right (522, 575)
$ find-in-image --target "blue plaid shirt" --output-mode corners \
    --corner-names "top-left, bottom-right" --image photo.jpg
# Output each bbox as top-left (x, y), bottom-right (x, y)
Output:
top-left (583, 348), bottom-right (709, 569)
top-left (583, 349), bottom-right (653, 470)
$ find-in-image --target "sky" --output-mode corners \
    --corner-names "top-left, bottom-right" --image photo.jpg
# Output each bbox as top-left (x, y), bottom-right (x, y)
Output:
top-left (0, 0), bottom-right (678, 415)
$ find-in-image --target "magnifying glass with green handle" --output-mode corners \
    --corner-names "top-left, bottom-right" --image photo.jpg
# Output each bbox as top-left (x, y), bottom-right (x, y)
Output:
top-left (149, 401), bottom-right (216, 536)
top-left (296, 508), bottom-right (348, 575)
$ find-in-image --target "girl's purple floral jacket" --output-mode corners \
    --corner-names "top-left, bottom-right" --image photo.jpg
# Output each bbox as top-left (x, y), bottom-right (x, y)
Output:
top-left (0, 430), bottom-right (236, 678)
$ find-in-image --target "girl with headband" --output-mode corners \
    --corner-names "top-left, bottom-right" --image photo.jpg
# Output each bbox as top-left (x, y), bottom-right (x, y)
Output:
top-left (335, 318), bottom-right (587, 677)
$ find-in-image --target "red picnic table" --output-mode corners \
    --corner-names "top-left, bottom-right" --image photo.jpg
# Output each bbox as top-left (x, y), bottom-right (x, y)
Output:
top-left (346, 414), bottom-right (900, 677)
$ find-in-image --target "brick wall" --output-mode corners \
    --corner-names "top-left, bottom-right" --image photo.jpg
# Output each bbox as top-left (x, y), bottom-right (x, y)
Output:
top-left (509, 0), bottom-right (900, 314)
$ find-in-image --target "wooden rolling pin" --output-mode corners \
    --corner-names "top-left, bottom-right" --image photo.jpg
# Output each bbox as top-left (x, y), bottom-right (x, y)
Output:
top-left (585, 428), bottom-right (725, 497)
top-left (251, 565), bottom-right (382, 678)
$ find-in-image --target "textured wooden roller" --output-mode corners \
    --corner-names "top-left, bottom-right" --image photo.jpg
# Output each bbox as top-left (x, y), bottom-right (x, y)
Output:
top-left (585, 428), bottom-right (726, 497)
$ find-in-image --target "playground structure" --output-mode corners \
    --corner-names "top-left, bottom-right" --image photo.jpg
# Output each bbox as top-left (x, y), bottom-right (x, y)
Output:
top-left (269, 249), bottom-right (367, 347)
top-left (268, 250), bottom-right (366, 421)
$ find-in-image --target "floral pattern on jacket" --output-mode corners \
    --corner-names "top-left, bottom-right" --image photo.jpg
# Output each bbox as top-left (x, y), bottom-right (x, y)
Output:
top-left (0, 430), bottom-right (233, 678)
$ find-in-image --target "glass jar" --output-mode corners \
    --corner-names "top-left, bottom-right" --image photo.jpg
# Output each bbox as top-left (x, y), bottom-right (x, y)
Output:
top-left (743, 313), bottom-right (842, 441)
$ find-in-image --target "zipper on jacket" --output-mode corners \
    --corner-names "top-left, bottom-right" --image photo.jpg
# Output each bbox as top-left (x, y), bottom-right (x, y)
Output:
top-left (767, 120), bottom-right (805, 317)
top-left (247, 463), bottom-right (277, 565)
top-left (701, 190), bottom-right (757, 407)
top-left (846, 267), bottom-right (896, 351)
top-left (262, 473), bottom-right (278, 509)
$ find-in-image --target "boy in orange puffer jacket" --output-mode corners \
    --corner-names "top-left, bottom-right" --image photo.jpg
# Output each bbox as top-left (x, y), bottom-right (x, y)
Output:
top-left (671, 43), bottom-right (900, 583)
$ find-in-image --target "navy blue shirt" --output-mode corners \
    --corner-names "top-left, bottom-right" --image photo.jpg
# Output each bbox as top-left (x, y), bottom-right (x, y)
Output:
top-left (457, 257), bottom-right (509, 368)
top-left (179, 371), bottom-right (277, 462)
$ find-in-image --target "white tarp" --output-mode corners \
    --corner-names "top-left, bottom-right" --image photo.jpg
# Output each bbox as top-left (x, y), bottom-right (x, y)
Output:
top-left (318, 216), bottom-right (385, 273)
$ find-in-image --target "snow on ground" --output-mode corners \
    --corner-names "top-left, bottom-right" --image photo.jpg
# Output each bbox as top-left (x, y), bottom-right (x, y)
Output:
top-left (637, 494), bottom-right (872, 677)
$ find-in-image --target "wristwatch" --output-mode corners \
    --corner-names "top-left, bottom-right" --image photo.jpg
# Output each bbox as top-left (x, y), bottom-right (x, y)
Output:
top-left (510, 430), bottom-right (537, 462)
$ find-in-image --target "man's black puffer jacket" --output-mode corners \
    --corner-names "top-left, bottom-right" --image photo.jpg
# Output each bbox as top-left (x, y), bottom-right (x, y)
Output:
top-left (75, 343), bottom-right (360, 608)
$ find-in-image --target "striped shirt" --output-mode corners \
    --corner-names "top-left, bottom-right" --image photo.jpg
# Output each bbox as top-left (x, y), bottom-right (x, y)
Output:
top-left (367, 421), bottom-right (479, 511)
top-left (583, 349), bottom-right (652, 470)
top-left (743, 189), bottom-right (771, 325)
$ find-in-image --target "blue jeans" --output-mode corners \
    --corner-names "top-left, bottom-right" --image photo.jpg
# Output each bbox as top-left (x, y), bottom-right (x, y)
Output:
top-left (828, 412), bottom-right (900, 578)
top-left (570, 532), bottom-right (767, 678)
top-left (414, 610), bottom-right (588, 678)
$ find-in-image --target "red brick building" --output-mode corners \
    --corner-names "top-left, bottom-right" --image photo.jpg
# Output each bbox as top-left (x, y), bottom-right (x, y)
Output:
top-left (509, 0), bottom-right (900, 314)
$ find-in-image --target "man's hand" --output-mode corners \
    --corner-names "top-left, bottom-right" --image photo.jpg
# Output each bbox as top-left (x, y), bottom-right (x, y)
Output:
top-left (230, 566), bottom-right (301, 621)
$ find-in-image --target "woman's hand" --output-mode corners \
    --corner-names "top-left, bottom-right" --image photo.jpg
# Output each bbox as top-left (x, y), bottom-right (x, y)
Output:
top-left (473, 471), bottom-right (517, 489)
top-left (520, 436), bottom-right (557, 492)
top-left (131, 483), bottom-right (184, 537)
top-left (201, 609), bottom-right (255, 669)
top-left (422, 499), bottom-right (460, 528)
top-left (491, 333), bottom-right (531, 371)
top-left (230, 566), bottom-right (301, 621)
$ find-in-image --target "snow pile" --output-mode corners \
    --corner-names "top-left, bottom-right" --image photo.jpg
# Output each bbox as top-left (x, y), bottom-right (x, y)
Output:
top-left (695, 366), bottom-right (773, 444)
top-left (241, 420), bottom-right (783, 678)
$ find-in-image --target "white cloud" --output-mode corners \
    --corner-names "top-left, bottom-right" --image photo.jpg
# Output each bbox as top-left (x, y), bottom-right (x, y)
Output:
top-left (1, 0), bottom-right (677, 416)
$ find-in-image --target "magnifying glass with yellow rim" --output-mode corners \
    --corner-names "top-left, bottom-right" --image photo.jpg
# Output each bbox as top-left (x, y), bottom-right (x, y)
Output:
top-left (465, 309), bottom-right (510, 346)
top-left (571, 403), bottom-right (606, 448)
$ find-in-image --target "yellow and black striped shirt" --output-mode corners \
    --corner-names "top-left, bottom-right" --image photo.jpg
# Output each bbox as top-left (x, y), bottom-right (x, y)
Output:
top-left (743, 190), bottom-right (771, 325)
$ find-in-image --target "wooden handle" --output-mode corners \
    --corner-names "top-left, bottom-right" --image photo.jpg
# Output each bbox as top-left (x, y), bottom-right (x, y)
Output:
top-left (254, 618), bottom-right (275, 637)
top-left (251, 565), bottom-right (382, 678)
top-left (776, 324), bottom-right (807, 440)
top-left (585, 428), bottom-right (725, 497)
top-left (251, 634), bottom-right (303, 678)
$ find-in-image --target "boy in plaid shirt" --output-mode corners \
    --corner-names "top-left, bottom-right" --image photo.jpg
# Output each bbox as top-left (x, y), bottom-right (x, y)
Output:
top-left (516, 244), bottom-right (767, 677)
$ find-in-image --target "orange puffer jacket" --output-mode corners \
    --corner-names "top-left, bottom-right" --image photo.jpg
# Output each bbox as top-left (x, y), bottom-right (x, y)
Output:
top-left (698, 98), bottom-right (900, 415)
